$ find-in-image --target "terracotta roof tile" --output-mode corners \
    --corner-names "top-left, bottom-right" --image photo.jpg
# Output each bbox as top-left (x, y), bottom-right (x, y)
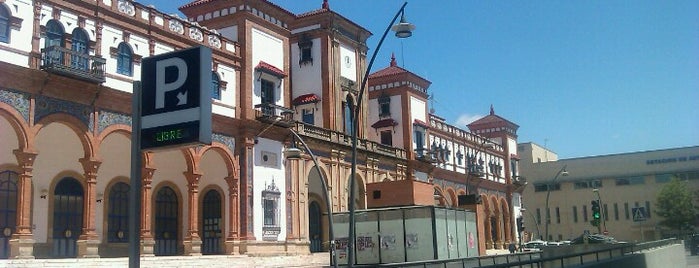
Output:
top-left (371, 118), bottom-right (399, 129)
top-left (256, 61), bottom-right (286, 77)
top-left (292, 93), bottom-right (321, 105)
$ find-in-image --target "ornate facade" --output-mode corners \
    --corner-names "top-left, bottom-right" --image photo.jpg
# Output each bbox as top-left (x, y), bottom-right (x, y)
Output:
top-left (0, 0), bottom-right (522, 259)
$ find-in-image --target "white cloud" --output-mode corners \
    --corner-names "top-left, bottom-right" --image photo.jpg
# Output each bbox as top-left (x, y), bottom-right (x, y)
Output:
top-left (454, 114), bottom-right (484, 128)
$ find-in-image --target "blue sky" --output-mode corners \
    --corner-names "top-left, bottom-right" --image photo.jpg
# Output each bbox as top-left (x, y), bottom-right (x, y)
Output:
top-left (140, 0), bottom-right (699, 159)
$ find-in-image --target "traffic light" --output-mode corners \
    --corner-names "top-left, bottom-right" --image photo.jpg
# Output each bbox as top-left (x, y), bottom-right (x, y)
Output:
top-left (517, 217), bottom-right (525, 232)
top-left (591, 200), bottom-right (601, 227)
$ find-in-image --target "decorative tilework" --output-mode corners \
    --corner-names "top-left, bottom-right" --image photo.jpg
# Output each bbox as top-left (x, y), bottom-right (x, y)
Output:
top-left (0, 88), bottom-right (31, 122)
top-left (212, 133), bottom-right (235, 152)
top-left (34, 96), bottom-right (92, 130)
top-left (98, 110), bottom-right (132, 134)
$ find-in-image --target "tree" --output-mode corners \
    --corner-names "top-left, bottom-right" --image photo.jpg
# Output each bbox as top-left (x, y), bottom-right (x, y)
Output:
top-left (656, 178), bottom-right (698, 235)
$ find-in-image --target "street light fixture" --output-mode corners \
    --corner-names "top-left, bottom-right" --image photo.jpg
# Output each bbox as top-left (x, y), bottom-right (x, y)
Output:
top-left (348, 2), bottom-right (414, 267)
top-left (284, 130), bottom-right (338, 268)
top-left (544, 165), bottom-right (568, 241)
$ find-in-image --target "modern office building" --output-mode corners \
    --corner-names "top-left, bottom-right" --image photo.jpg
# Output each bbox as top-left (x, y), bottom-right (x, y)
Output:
top-left (518, 143), bottom-right (699, 243)
top-left (0, 0), bottom-right (521, 260)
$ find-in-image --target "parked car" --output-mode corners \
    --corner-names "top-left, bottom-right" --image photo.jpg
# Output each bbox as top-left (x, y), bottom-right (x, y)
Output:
top-left (547, 241), bottom-right (570, 246)
top-left (570, 234), bottom-right (619, 244)
top-left (522, 240), bottom-right (547, 251)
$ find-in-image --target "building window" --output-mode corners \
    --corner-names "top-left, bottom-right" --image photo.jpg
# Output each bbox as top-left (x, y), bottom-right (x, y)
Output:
top-left (456, 150), bottom-right (463, 165)
top-left (302, 108), bottom-right (314, 124)
top-left (615, 176), bottom-right (644, 186)
top-left (582, 205), bottom-right (588, 222)
top-left (0, 5), bottom-right (9, 43)
top-left (534, 183), bottom-right (560, 192)
top-left (645, 201), bottom-right (651, 218)
top-left (378, 96), bottom-right (390, 117)
top-left (71, 28), bottom-right (89, 71)
top-left (107, 182), bottom-right (129, 243)
top-left (536, 208), bottom-right (541, 225)
top-left (624, 203), bottom-right (630, 220)
top-left (380, 130), bottom-right (392, 146)
top-left (573, 180), bottom-right (602, 189)
top-left (572, 206), bottom-right (578, 223)
top-left (261, 79), bottom-right (275, 104)
top-left (546, 208), bottom-right (551, 224)
top-left (555, 207), bottom-right (560, 224)
top-left (116, 42), bottom-right (133, 76)
top-left (45, 20), bottom-right (65, 65)
top-left (655, 174), bottom-right (673, 183)
top-left (613, 203), bottom-right (619, 221)
top-left (413, 128), bottom-right (425, 157)
top-left (343, 96), bottom-right (354, 135)
top-left (298, 38), bottom-right (313, 66)
top-left (603, 204), bottom-right (608, 221)
top-left (211, 72), bottom-right (221, 100)
top-left (261, 180), bottom-right (281, 241)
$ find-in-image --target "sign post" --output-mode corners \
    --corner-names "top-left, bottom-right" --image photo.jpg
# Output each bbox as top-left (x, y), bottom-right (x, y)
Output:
top-left (632, 207), bottom-right (647, 241)
top-left (129, 46), bottom-right (213, 267)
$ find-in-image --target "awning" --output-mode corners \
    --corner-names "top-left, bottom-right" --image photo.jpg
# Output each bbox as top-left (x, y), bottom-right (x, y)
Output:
top-left (372, 118), bottom-right (398, 129)
top-left (292, 93), bottom-right (321, 105)
top-left (255, 61), bottom-right (286, 77)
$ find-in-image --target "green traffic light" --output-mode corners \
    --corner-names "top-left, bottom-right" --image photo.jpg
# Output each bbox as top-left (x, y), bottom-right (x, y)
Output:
top-left (593, 212), bottom-right (600, 219)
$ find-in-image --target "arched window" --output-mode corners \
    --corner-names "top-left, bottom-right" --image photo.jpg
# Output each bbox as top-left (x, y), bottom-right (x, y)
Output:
top-left (343, 95), bottom-right (354, 135)
top-left (201, 190), bottom-right (222, 254)
top-left (211, 72), bottom-right (221, 100)
top-left (45, 20), bottom-right (64, 65)
top-left (116, 42), bottom-right (133, 76)
top-left (71, 28), bottom-right (89, 70)
top-left (107, 182), bottom-right (129, 243)
top-left (0, 171), bottom-right (18, 258)
top-left (0, 5), bottom-right (10, 43)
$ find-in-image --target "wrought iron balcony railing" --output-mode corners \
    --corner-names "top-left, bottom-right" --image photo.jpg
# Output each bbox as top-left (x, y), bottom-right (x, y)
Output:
top-left (254, 103), bottom-right (295, 127)
top-left (40, 46), bottom-right (106, 83)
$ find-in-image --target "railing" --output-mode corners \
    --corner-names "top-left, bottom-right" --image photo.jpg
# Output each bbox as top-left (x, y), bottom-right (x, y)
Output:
top-left (348, 251), bottom-right (541, 267)
top-left (40, 46), bottom-right (106, 83)
top-left (254, 103), bottom-right (294, 127)
top-left (294, 122), bottom-right (407, 159)
top-left (345, 238), bottom-right (682, 268)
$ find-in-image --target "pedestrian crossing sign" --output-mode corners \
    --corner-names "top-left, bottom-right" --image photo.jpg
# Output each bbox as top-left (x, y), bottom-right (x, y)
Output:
top-left (632, 207), bottom-right (647, 222)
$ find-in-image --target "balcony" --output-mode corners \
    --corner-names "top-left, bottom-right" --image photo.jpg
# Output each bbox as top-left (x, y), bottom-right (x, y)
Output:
top-left (294, 122), bottom-right (407, 159)
top-left (254, 103), bottom-right (295, 127)
top-left (414, 148), bottom-right (438, 163)
top-left (40, 46), bottom-right (106, 83)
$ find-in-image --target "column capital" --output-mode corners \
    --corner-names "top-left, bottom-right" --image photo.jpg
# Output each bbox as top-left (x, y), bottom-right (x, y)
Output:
top-left (79, 157), bottom-right (102, 180)
top-left (13, 149), bottom-right (37, 169)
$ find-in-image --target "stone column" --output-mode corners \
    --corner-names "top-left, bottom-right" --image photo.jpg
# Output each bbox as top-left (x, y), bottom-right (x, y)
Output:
top-left (238, 136), bottom-right (256, 242)
top-left (10, 150), bottom-right (37, 259)
top-left (183, 171), bottom-right (202, 256)
top-left (224, 176), bottom-right (240, 254)
top-left (140, 164), bottom-right (156, 256)
top-left (78, 157), bottom-right (101, 258)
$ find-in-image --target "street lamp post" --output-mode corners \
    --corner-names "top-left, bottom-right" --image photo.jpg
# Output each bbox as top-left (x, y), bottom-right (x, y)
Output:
top-left (543, 165), bottom-right (568, 241)
top-left (592, 188), bottom-right (607, 235)
top-left (348, 2), bottom-right (414, 267)
top-left (521, 207), bottom-right (541, 240)
top-left (284, 129), bottom-right (338, 268)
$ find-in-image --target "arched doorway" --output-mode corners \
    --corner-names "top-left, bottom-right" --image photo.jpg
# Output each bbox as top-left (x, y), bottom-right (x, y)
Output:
top-left (154, 186), bottom-right (178, 256)
top-left (52, 177), bottom-right (84, 258)
top-left (201, 190), bottom-right (222, 255)
top-left (0, 171), bottom-right (18, 259)
top-left (107, 182), bottom-right (129, 243)
top-left (308, 201), bottom-right (322, 252)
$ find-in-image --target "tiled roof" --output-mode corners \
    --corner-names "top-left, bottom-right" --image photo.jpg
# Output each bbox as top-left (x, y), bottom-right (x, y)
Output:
top-left (255, 61), bottom-right (286, 77)
top-left (413, 119), bottom-right (430, 128)
top-left (292, 93), bottom-right (321, 105)
top-left (371, 118), bottom-right (398, 129)
top-left (369, 53), bottom-right (428, 83)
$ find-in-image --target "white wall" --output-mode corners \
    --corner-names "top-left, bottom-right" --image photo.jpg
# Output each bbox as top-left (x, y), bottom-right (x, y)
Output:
top-left (339, 44), bottom-right (356, 82)
top-left (251, 28), bottom-right (284, 107)
top-left (290, 37), bottom-right (323, 124)
top-left (252, 138), bottom-right (287, 241)
top-left (367, 95), bottom-right (404, 149)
